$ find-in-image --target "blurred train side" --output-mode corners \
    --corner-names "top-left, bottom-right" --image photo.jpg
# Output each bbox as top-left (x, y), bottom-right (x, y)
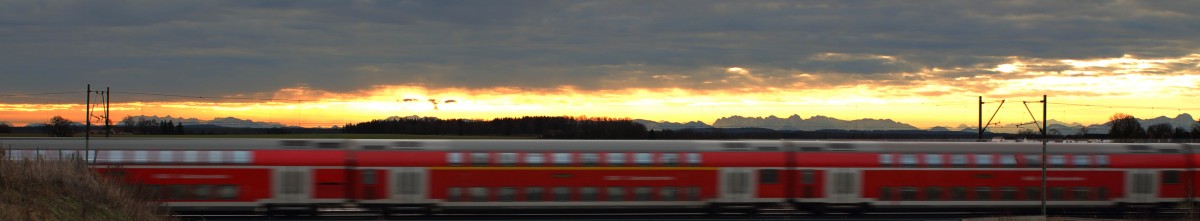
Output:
top-left (1, 138), bottom-right (1196, 214)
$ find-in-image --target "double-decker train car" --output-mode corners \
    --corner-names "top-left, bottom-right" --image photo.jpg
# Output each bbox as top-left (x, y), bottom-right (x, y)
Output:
top-left (1, 138), bottom-right (1196, 215)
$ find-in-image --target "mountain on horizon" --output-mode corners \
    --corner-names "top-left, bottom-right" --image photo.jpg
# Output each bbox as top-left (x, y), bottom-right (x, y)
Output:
top-left (633, 119), bottom-right (714, 130)
top-left (711, 114), bottom-right (919, 131)
top-left (121, 115), bottom-right (288, 128)
top-left (951, 113), bottom-right (1198, 135)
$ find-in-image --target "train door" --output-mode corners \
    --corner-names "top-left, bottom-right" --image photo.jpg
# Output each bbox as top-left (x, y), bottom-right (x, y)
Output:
top-left (313, 169), bottom-right (348, 199)
top-left (392, 167), bottom-right (426, 204)
top-left (1127, 169), bottom-right (1156, 203)
top-left (828, 168), bottom-right (860, 204)
top-left (798, 169), bottom-right (819, 198)
top-left (354, 169), bottom-right (387, 200)
top-left (719, 168), bottom-right (754, 203)
top-left (275, 166), bottom-right (309, 203)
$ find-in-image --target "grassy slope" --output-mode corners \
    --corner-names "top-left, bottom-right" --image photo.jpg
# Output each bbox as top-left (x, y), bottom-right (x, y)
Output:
top-left (0, 154), bottom-right (173, 221)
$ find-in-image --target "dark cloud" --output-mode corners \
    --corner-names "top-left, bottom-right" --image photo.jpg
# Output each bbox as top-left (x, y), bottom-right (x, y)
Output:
top-left (1, 0), bottom-right (1198, 98)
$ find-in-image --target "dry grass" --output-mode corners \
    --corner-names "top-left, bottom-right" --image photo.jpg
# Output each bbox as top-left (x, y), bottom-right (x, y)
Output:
top-left (0, 149), bottom-right (174, 221)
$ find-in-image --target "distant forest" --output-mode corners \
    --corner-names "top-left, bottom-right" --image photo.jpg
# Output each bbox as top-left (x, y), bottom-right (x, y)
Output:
top-left (340, 116), bottom-right (987, 140)
top-left (341, 116), bottom-right (648, 139)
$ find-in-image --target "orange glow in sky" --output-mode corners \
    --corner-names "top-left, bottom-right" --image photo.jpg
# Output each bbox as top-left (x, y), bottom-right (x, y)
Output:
top-left (3, 54), bottom-right (1200, 130)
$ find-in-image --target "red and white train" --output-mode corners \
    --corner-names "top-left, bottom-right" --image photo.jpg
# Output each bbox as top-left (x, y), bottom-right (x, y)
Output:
top-left (1, 138), bottom-right (1196, 215)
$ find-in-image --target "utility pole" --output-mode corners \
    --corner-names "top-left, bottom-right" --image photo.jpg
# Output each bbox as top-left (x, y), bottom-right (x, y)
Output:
top-left (1041, 94), bottom-right (1048, 217)
top-left (978, 96), bottom-right (983, 142)
top-left (105, 87), bottom-right (110, 137)
top-left (85, 84), bottom-right (90, 162)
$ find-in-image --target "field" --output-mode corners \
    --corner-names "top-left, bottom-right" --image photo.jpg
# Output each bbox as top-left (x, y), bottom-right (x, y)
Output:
top-left (0, 154), bottom-right (173, 220)
top-left (0, 133), bottom-right (536, 139)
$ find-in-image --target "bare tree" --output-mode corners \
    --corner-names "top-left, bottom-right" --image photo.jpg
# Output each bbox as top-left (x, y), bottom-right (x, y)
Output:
top-left (42, 116), bottom-right (77, 137)
top-left (1108, 113), bottom-right (1145, 142)
top-left (1147, 123), bottom-right (1174, 142)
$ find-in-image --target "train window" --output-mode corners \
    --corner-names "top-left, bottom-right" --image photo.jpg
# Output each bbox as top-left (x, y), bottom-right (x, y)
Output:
top-left (974, 154), bottom-right (993, 166)
top-left (608, 187), bottom-right (625, 201)
top-left (448, 187), bottom-right (462, 202)
top-left (1023, 155), bottom-right (1041, 167)
top-left (950, 187), bottom-right (966, 200)
top-left (525, 153), bottom-right (546, 165)
top-left (660, 187), bottom-right (679, 201)
top-left (134, 150), bottom-right (150, 163)
top-left (1049, 155), bottom-right (1066, 167)
top-left (553, 153), bottom-right (572, 165)
top-left (1096, 155), bottom-right (1109, 167)
top-left (634, 153), bottom-right (654, 166)
top-left (1049, 187), bottom-right (1065, 200)
top-left (951, 154), bottom-right (968, 167)
top-left (194, 185), bottom-right (212, 200)
top-left (880, 154), bottom-right (894, 166)
top-left (217, 185), bottom-right (238, 200)
top-left (525, 187), bottom-right (544, 201)
top-left (686, 187), bottom-right (701, 201)
top-left (975, 187), bottom-right (991, 200)
top-left (1025, 187), bottom-right (1041, 200)
top-left (207, 151), bottom-right (222, 164)
top-left (447, 153), bottom-right (463, 166)
top-left (925, 154), bottom-right (943, 166)
top-left (607, 153), bottom-right (626, 165)
top-left (686, 153), bottom-right (701, 165)
top-left (759, 169), bottom-right (779, 184)
top-left (635, 187), bottom-right (653, 201)
top-left (470, 187), bottom-right (488, 202)
top-left (498, 153), bottom-right (518, 166)
top-left (926, 187), bottom-right (942, 200)
top-left (900, 187), bottom-right (917, 200)
top-left (1163, 170), bottom-right (1181, 184)
top-left (317, 142), bottom-right (341, 149)
top-left (660, 153), bottom-right (679, 166)
top-left (880, 187), bottom-right (891, 200)
top-left (471, 153), bottom-right (490, 166)
top-left (170, 185), bottom-right (189, 200)
top-left (363, 169), bottom-right (377, 185)
top-left (232, 151), bottom-right (251, 164)
top-left (1072, 155), bottom-right (1091, 167)
top-left (147, 185), bottom-right (164, 199)
top-left (1097, 187), bottom-right (1108, 200)
top-left (999, 155), bottom-right (1017, 167)
top-left (580, 187), bottom-right (598, 201)
top-left (106, 150), bottom-right (125, 163)
top-left (156, 151), bottom-right (173, 163)
top-left (1000, 187), bottom-right (1016, 200)
top-left (801, 170), bottom-right (815, 184)
top-left (553, 187), bottom-right (571, 202)
top-left (580, 153), bottom-right (599, 166)
top-left (899, 154), bottom-right (917, 167)
top-left (1072, 187), bottom-right (1090, 200)
top-left (183, 151), bottom-right (199, 163)
top-left (498, 187), bottom-right (517, 202)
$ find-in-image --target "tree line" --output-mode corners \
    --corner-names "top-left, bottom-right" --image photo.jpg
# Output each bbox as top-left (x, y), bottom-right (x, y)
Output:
top-left (118, 116), bottom-right (185, 135)
top-left (341, 116), bottom-right (648, 139)
top-left (1106, 113), bottom-right (1200, 143)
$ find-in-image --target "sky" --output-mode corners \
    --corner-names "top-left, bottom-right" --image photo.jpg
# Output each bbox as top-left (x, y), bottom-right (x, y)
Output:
top-left (2, 0), bottom-right (1199, 129)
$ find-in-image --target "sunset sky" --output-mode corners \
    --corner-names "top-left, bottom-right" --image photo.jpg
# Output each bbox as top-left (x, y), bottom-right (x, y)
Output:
top-left (2, 1), bottom-right (1199, 129)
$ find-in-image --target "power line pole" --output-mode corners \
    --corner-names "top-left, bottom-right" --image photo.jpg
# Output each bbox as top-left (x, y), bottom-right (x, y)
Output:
top-left (1041, 94), bottom-right (1048, 217)
top-left (85, 84), bottom-right (90, 161)
top-left (105, 87), bottom-right (110, 137)
top-left (979, 96), bottom-right (983, 142)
